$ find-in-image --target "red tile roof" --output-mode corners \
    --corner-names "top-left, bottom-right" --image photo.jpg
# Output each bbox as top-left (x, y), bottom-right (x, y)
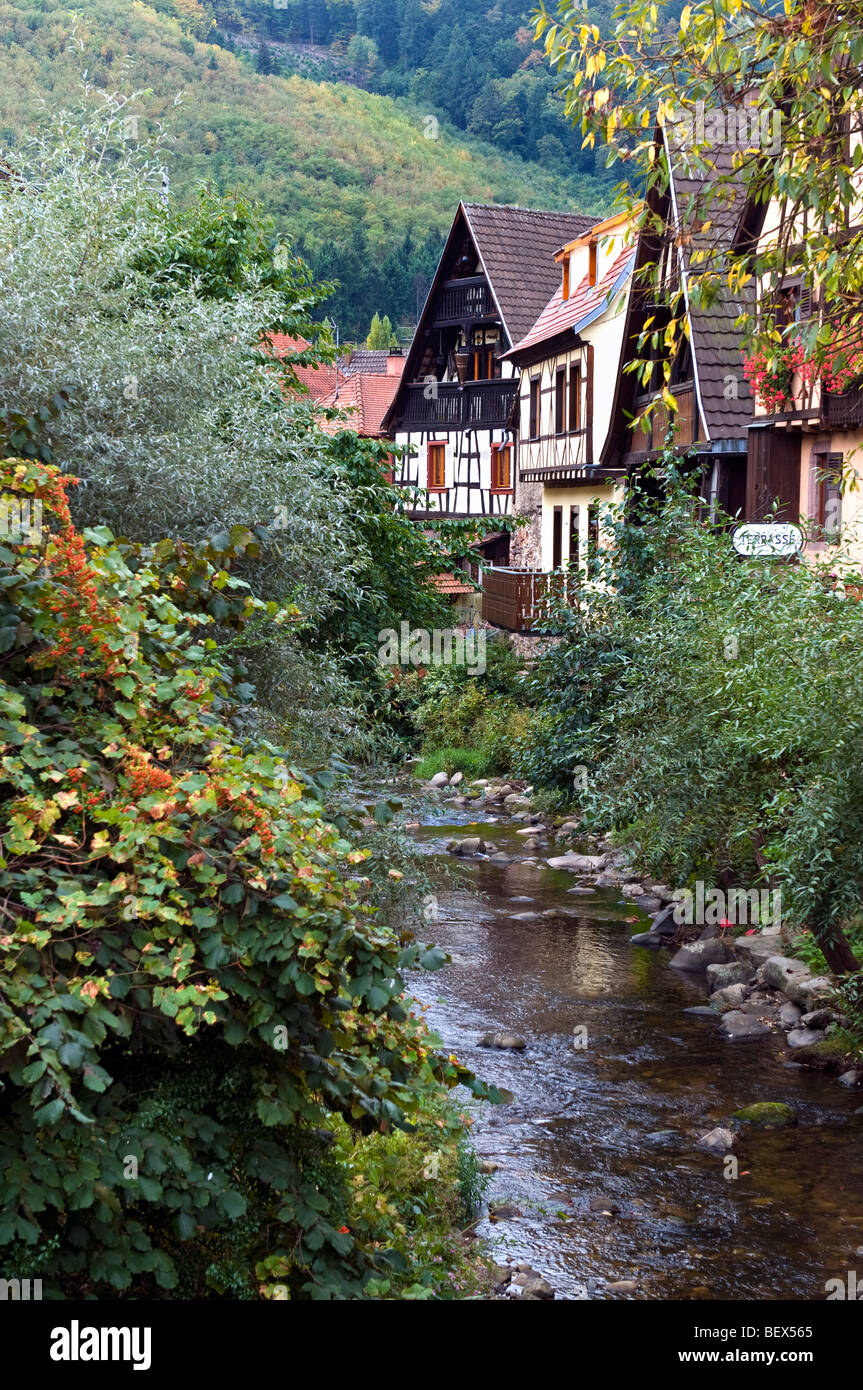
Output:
top-left (431, 572), bottom-right (475, 595)
top-left (263, 332), bottom-right (345, 399)
top-left (316, 372), bottom-right (401, 438)
top-left (505, 242), bottom-right (635, 358)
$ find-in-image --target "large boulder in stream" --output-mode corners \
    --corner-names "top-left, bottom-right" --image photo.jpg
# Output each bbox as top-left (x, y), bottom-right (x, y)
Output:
top-left (756, 955), bottom-right (811, 994)
top-left (706, 961), bottom-right (755, 993)
top-left (720, 1010), bottom-right (772, 1041)
top-left (670, 938), bottom-right (735, 972)
top-left (731, 1102), bottom-right (797, 1128)
top-left (546, 852), bottom-right (607, 872)
top-left (479, 1031), bottom-right (526, 1050)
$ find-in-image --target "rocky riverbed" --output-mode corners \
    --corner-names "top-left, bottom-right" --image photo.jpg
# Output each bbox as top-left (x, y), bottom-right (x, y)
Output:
top-left (404, 770), bottom-right (863, 1300)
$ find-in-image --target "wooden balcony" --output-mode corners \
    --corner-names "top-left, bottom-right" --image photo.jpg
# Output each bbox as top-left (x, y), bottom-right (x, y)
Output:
top-left (397, 379), bottom-right (518, 431)
top-left (630, 383), bottom-right (696, 452)
top-left (430, 276), bottom-right (495, 325)
top-left (823, 380), bottom-right (863, 429)
top-left (481, 567), bottom-right (565, 633)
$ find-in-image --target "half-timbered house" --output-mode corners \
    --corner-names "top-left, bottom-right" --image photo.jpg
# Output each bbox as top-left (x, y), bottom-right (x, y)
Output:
top-left (503, 211), bottom-right (635, 572)
top-left (601, 129), bottom-right (754, 513)
top-left (380, 202), bottom-right (599, 533)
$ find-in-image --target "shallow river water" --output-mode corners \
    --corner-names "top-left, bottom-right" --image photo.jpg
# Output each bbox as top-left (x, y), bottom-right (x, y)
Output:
top-left (407, 803), bottom-right (863, 1301)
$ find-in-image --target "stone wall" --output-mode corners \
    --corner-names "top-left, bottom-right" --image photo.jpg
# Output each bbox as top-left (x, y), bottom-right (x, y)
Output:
top-left (509, 477), bottom-right (543, 569)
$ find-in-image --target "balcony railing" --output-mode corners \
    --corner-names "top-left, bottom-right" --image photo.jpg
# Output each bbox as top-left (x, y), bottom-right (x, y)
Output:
top-left (397, 380), bottom-right (518, 430)
top-left (630, 382), bottom-right (696, 451)
top-left (481, 567), bottom-right (565, 633)
top-left (823, 381), bottom-right (863, 429)
top-left (431, 276), bottom-right (495, 325)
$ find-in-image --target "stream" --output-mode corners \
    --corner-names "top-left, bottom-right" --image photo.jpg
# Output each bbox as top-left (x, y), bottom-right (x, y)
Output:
top-left (406, 800), bottom-right (863, 1301)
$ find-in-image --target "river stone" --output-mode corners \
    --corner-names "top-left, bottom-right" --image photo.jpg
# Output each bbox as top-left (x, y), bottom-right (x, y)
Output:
top-left (670, 938), bottom-right (735, 972)
top-left (779, 1001), bottom-right (802, 1027)
top-left (706, 961), bottom-right (756, 993)
top-left (488, 1203), bottom-right (522, 1220)
top-left (606, 1279), bottom-right (638, 1292)
top-left (637, 895), bottom-right (664, 913)
top-left (710, 982), bottom-right (749, 1011)
top-left (698, 1126), bottom-right (737, 1154)
top-left (838, 1070), bottom-right (862, 1088)
top-left (559, 820), bottom-right (581, 834)
top-left (732, 1102), bottom-right (797, 1128)
top-left (800, 1008), bottom-right (840, 1030)
top-left (733, 930), bottom-right (784, 966)
top-left (589, 1195), bottom-right (621, 1214)
top-left (720, 1010), bottom-right (772, 1041)
top-left (546, 852), bottom-right (607, 872)
top-left (511, 911), bottom-right (540, 921)
top-left (684, 1006), bottom-right (718, 1017)
top-left (593, 873), bottom-right (621, 887)
top-left (648, 884), bottom-right (674, 902)
top-left (429, 771), bottom-right (449, 788)
top-left (488, 852), bottom-right (511, 863)
top-left (453, 836), bottom-right (485, 855)
top-left (756, 955), bottom-right (812, 993)
top-left (522, 1276), bottom-right (555, 1300)
top-left (568, 885), bottom-right (595, 895)
top-left (631, 931), bottom-right (663, 948)
top-left (651, 904), bottom-right (680, 938)
top-left (522, 838), bottom-right (541, 851)
top-left (621, 882), bottom-right (644, 897)
top-left (787, 1026), bottom-right (827, 1048)
top-left (479, 1031), bottom-right (526, 1050)
top-left (785, 975), bottom-right (835, 1007)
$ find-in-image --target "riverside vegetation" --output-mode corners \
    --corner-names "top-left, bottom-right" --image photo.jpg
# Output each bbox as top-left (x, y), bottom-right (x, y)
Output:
top-left (0, 108), bottom-right (510, 1300)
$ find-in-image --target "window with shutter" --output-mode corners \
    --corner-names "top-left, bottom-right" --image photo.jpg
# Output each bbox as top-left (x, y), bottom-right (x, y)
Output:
top-left (555, 368), bottom-right (566, 435)
top-left (569, 365), bottom-right (581, 431)
top-left (427, 441), bottom-right (446, 491)
top-left (490, 444), bottom-right (512, 492)
top-left (529, 378), bottom-right (541, 438)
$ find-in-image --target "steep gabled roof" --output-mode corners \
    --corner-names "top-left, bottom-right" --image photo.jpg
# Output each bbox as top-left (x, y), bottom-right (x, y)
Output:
top-left (381, 201), bottom-right (601, 432)
top-left (504, 242), bottom-right (635, 362)
top-left (602, 129), bottom-right (754, 466)
top-left (462, 203), bottom-right (600, 345)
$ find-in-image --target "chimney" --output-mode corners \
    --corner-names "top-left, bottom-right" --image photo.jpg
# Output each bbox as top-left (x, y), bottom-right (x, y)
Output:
top-left (386, 351), bottom-right (405, 376)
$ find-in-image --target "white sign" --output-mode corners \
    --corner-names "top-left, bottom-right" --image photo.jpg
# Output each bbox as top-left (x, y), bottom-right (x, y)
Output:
top-left (732, 522), bottom-right (804, 558)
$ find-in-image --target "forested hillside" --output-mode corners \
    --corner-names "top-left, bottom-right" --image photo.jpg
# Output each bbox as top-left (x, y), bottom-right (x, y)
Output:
top-left (0, 0), bottom-right (613, 336)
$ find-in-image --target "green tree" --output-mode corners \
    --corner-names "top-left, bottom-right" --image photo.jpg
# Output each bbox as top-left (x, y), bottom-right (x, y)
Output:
top-left (365, 310), bottom-right (398, 348)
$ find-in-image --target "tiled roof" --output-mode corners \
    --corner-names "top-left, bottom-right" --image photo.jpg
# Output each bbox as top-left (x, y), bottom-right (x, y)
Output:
top-left (665, 137), bottom-right (754, 439)
top-left (262, 332), bottom-right (345, 400)
top-left (462, 203), bottom-right (601, 345)
top-left (343, 349), bottom-right (390, 375)
top-left (505, 243), bottom-right (635, 358)
top-left (316, 372), bottom-right (400, 437)
top-left (431, 572), bottom-right (475, 595)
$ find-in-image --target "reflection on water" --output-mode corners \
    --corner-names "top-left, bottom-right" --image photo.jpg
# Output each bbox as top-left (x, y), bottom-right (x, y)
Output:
top-left (408, 817), bottom-right (863, 1300)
